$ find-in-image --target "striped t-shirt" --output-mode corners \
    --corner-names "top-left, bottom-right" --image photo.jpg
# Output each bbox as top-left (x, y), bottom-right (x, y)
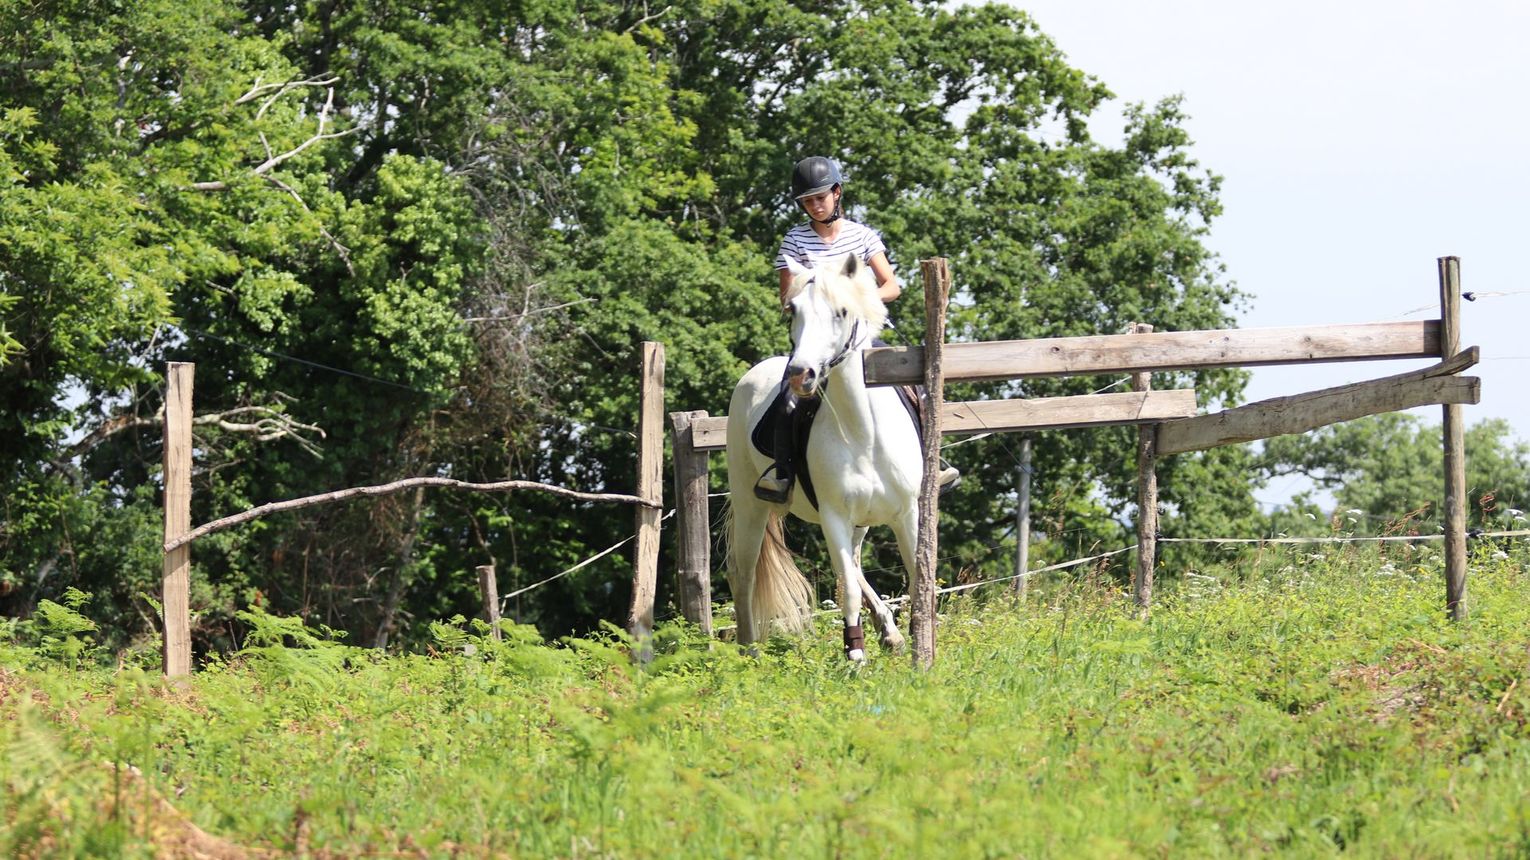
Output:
top-left (773, 219), bottom-right (888, 272)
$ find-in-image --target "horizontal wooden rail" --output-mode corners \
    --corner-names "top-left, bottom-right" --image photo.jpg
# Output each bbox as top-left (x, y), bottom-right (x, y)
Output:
top-left (1156, 347), bottom-right (1480, 456)
top-left (687, 389), bottom-right (1198, 452)
top-left (862, 320), bottom-right (1441, 386)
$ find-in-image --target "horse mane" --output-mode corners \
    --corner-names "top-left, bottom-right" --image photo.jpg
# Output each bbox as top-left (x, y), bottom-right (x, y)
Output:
top-left (784, 253), bottom-right (888, 332)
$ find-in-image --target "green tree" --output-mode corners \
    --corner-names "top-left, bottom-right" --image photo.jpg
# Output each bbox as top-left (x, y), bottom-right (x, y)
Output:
top-left (4, 0), bottom-right (1259, 648)
top-left (1261, 415), bottom-right (1530, 533)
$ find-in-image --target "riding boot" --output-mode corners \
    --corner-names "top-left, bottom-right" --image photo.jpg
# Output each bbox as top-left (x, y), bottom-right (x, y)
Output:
top-left (903, 384), bottom-right (962, 495)
top-left (754, 389), bottom-right (798, 503)
top-left (937, 458), bottom-right (962, 495)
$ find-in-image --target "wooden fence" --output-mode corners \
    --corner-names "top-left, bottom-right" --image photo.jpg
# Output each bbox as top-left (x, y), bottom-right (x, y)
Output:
top-left (665, 256), bottom-right (1480, 655)
top-left (158, 344), bottom-right (668, 677)
top-left (157, 258), bottom-right (1478, 674)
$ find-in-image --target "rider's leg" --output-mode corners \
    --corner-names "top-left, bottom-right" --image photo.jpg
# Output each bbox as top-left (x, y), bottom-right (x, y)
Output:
top-left (754, 388), bottom-right (797, 503)
top-left (901, 382), bottom-right (961, 493)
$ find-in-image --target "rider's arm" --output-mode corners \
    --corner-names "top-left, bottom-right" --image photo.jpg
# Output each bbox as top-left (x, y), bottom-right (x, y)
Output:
top-left (869, 251), bottom-right (900, 303)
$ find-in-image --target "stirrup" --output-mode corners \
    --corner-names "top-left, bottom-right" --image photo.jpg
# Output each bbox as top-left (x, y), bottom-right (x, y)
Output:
top-left (753, 468), bottom-right (792, 503)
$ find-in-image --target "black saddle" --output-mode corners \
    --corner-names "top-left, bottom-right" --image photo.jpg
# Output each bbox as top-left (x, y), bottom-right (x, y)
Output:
top-left (750, 384), bottom-right (923, 511)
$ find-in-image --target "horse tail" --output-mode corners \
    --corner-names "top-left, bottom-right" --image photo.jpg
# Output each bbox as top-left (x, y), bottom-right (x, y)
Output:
top-left (752, 512), bottom-right (814, 634)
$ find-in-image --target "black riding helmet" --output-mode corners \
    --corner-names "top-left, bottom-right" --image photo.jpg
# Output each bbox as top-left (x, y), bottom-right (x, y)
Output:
top-left (790, 156), bottom-right (843, 199)
top-left (791, 156), bottom-right (843, 224)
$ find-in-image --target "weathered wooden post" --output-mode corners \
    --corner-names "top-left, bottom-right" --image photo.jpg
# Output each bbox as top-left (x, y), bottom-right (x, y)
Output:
top-left (476, 564), bottom-right (502, 641)
top-left (162, 362), bottom-right (194, 677)
top-left (1012, 434), bottom-right (1033, 598)
top-left (1439, 256), bottom-right (1468, 620)
top-left (669, 410), bottom-right (713, 635)
top-left (627, 342), bottom-right (665, 643)
top-left (912, 258), bottom-right (950, 669)
top-left (1131, 324), bottom-right (1158, 614)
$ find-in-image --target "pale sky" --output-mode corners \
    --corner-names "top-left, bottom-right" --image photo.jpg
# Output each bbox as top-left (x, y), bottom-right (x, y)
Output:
top-left (1015, 0), bottom-right (1530, 507)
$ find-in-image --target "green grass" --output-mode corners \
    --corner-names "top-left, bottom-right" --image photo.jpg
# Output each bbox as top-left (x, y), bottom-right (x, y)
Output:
top-left (4, 541), bottom-right (1530, 858)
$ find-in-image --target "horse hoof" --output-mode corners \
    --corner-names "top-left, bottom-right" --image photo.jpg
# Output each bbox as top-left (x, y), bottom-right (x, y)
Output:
top-left (846, 648), bottom-right (866, 662)
top-left (879, 632), bottom-right (905, 653)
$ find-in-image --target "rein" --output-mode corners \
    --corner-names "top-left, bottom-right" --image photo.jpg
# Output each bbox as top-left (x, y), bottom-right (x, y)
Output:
top-left (826, 319), bottom-right (863, 371)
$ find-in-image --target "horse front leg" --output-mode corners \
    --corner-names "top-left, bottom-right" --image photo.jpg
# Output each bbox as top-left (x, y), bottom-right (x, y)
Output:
top-left (890, 507), bottom-right (922, 622)
top-left (822, 517), bottom-right (866, 662)
top-left (851, 527), bottom-right (904, 653)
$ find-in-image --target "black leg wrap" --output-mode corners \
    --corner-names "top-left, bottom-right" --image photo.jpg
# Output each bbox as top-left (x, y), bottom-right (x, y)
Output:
top-left (843, 623), bottom-right (865, 657)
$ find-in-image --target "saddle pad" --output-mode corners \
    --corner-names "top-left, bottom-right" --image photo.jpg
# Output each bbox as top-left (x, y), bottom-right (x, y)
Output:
top-left (751, 389), bottom-right (822, 510)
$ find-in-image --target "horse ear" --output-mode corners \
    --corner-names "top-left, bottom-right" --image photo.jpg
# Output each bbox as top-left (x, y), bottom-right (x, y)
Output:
top-left (785, 256), bottom-right (809, 279)
top-left (840, 253), bottom-right (860, 278)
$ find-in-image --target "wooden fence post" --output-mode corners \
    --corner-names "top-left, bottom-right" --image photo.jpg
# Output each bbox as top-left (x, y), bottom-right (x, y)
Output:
top-left (627, 342), bottom-right (665, 644)
top-left (1439, 256), bottom-right (1468, 620)
top-left (1012, 434), bottom-right (1033, 598)
top-left (162, 362), bottom-right (194, 677)
top-left (476, 564), bottom-right (502, 641)
top-left (1131, 324), bottom-right (1158, 615)
top-left (912, 258), bottom-right (950, 669)
top-left (669, 410), bottom-right (713, 635)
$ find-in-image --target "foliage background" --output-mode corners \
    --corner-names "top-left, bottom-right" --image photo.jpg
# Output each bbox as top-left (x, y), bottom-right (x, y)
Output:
top-left (2, 0), bottom-right (1525, 651)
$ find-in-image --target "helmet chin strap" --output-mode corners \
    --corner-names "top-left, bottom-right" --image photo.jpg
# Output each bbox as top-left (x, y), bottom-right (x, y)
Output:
top-left (803, 201), bottom-right (842, 225)
top-left (801, 186), bottom-right (843, 225)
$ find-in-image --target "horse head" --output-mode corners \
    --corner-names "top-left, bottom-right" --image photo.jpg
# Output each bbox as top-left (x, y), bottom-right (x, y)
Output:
top-left (781, 253), bottom-right (888, 398)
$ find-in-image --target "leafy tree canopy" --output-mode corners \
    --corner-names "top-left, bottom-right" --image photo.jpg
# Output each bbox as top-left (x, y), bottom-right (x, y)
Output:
top-left (3, 0), bottom-right (1274, 649)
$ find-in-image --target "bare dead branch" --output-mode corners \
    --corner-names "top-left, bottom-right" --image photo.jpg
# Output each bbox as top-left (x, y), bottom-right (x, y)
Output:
top-left (231, 74), bottom-right (341, 114)
top-left (69, 402), bottom-right (326, 459)
top-left (164, 477), bottom-right (659, 552)
top-left (252, 87), bottom-right (357, 176)
top-left (190, 84), bottom-right (359, 192)
top-left (624, 4), bottom-right (673, 33)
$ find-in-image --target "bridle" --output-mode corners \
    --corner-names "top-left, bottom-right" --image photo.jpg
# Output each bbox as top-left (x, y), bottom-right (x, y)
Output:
top-left (825, 318), bottom-right (863, 371)
top-left (786, 292), bottom-right (866, 396)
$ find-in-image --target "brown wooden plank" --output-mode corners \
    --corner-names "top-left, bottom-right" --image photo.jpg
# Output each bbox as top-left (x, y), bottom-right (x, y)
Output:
top-left (476, 564), bottom-right (501, 641)
top-left (668, 410), bottom-right (712, 635)
top-left (943, 389), bottom-right (1197, 435)
top-left (690, 389), bottom-right (1198, 452)
top-left (1440, 257), bottom-right (1468, 620)
top-left (863, 320), bottom-right (1442, 386)
top-left (1157, 371), bottom-right (1480, 457)
top-left (1130, 324), bottom-right (1157, 615)
top-left (162, 362), bottom-right (194, 678)
top-left (693, 414), bottom-right (729, 452)
top-left (912, 258), bottom-right (949, 669)
top-left (626, 342), bottom-right (664, 644)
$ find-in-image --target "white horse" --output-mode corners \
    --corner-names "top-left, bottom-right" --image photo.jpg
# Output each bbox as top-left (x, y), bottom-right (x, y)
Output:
top-left (726, 253), bottom-right (923, 661)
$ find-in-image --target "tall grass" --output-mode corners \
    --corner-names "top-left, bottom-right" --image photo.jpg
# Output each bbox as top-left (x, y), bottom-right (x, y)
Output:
top-left (3, 540), bottom-right (1528, 857)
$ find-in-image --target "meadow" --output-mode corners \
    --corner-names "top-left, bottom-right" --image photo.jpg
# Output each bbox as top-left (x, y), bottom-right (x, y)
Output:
top-left (3, 539), bottom-right (1529, 858)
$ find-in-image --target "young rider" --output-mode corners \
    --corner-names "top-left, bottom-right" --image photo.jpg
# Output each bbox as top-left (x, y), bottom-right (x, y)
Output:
top-left (754, 156), bottom-right (959, 502)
